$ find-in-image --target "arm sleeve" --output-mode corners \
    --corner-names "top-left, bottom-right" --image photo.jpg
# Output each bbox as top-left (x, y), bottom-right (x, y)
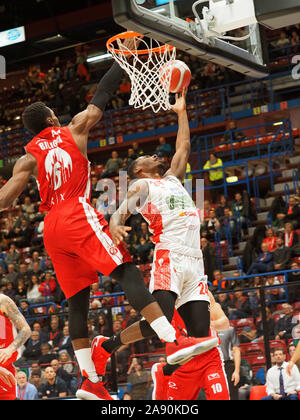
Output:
top-left (90, 62), bottom-right (125, 111)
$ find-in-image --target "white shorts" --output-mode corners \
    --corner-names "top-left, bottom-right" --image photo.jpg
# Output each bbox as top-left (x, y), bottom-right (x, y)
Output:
top-left (149, 248), bottom-right (210, 309)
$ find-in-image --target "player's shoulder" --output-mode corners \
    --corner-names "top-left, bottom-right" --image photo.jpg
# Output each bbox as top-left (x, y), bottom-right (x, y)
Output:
top-left (128, 178), bottom-right (149, 194)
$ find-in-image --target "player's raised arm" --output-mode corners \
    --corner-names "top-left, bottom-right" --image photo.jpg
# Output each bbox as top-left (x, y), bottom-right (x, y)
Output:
top-left (109, 180), bottom-right (149, 246)
top-left (165, 88), bottom-right (190, 182)
top-left (0, 153), bottom-right (36, 212)
top-left (69, 36), bottom-right (139, 136)
top-left (0, 295), bottom-right (31, 365)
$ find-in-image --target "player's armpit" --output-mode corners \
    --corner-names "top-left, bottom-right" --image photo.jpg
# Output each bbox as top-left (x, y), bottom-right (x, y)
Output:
top-left (0, 154), bottom-right (36, 211)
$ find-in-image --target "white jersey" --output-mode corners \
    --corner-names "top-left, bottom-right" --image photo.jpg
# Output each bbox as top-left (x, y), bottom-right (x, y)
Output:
top-left (137, 175), bottom-right (202, 258)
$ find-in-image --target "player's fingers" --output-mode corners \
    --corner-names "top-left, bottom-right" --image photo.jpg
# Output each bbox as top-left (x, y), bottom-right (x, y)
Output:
top-left (7, 373), bottom-right (15, 388)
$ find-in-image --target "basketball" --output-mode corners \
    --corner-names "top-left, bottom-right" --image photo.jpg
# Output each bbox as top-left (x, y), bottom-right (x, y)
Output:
top-left (159, 60), bottom-right (192, 93)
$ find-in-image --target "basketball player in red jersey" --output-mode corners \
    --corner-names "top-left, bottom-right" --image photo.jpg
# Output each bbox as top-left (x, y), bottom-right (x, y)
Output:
top-left (152, 291), bottom-right (231, 401)
top-left (0, 294), bottom-right (31, 400)
top-left (0, 36), bottom-right (178, 400)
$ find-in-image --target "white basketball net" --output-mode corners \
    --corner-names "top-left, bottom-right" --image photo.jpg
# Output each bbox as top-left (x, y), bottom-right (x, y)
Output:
top-left (108, 35), bottom-right (177, 113)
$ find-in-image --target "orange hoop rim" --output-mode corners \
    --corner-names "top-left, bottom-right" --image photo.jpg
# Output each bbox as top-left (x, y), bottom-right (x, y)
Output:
top-left (106, 31), bottom-right (174, 56)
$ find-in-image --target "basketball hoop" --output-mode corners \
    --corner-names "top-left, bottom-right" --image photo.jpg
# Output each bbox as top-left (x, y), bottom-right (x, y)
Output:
top-left (107, 31), bottom-right (176, 113)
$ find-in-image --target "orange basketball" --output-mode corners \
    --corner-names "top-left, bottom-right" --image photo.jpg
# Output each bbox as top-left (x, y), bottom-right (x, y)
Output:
top-left (159, 60), bottom-right (192, 93)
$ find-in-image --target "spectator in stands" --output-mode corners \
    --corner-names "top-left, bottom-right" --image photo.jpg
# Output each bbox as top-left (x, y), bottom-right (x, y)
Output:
top-left (253, 307), bottom-right (276, 342)
top-left (16, 370), bottom-right (38, 400)
top-left (154, 136), bottom-right (171, 158)
top-left (127, 358), bottom-right (151, 400)
top-left (57, 325), bottom-right (73, 358)
top-left (212, 269), bottom-right (228, 291)
top-left (15, 278), bottom-right (27, 305)
top-left (246, 242), bottom-right (274, 275)
top-left (264, 275), bottom-right (286, 302)
top-left (5, 244), bottom-right (21, 267)
top-left (29, 370), bottom-right (43, 390)
top-left (6, 264), bottom-right (18, 288)
top-left (50, 359), bottom-right (76, 396)
top-left (101, 151), bottom-right (123, 179)
top-left (201, 237), bottom-right (217, 284)
top-left (262, 348), bottom-right (300, 400)
top-left (276, 197), bottom-right (300, 229)
top-left (227, 291), bottom-right (252, 320)
top-left (32, 321), bottom-right (48, 344)
top-left (19, 298), bottom-right (35, 318)
top-left (216, 293), bottom-right (235, 318)
top-left (274, 303), bottom-right (298, 341)
top-left (215, 195), bottom-right (229, 219)
top-left (217, 207), bottom-right (237, 240)
top-left (38, 271), bottom-right (56, 300)
top-left (26, 274), bottom-right (43, 304)
top-left (273, 235), bottom-right (292, 272)
top-left (284, 222), bottom-right (300, 257)
top-left (132, 141), bottom-right (144, 158)
top-left (134, 237), bottom-right (154, 264)
top-left (202, 208), bottom-right (221, 241)
top-left (203, 154), bottom-right (224, 203)
top-left (21, 196), bottom-right (37, 219)
top-left (27, 251), bottom-right (42, 272)
top-left (223, 121), bottom-right (246, 145)
top-left (4, 280), bottom-right (16, 302)
top-left (22, 330), bottom-right (42, 364)
top-left (28, 261), bottom-right (43, 279)
top-left (38, 366), bottom-right (68, 400)
top-left (39, 342), bottom-right (57, 366)
top-left (95, 313), bottom-right (111, 337)
top-left (47, 316), bottom-right (64, 352)
top-left (231, 192), bottom-right (250, 235)
top-left (263, 227), bottom-right (278, 252)
top-left (126, 308), bottom-right (148, 355)
top-left (15, 219), bottom-right (33, 248)
top-left (17, 263), bottom-right (31, 285)
top-left (287, 262), bottom-right (300, 304)
top-left (275, 31), bottom-right (291, 49)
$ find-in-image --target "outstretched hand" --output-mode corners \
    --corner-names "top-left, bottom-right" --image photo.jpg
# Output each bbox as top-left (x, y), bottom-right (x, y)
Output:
top-left (117, 32), bottom-right (142, 52)
top-left (171, 88), bottom-right (187, 114)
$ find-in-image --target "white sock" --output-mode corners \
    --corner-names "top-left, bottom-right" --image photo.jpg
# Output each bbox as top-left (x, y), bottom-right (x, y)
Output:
top-left (150, 316), bottom-right (176, 343)
top-left (75, 348), bottom-right (99, 383)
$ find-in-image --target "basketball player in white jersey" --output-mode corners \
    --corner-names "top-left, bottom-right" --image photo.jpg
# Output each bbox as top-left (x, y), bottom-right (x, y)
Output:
top-left (90, 89), bottom-right (218, 378)
top-left (0, 294), bottom-right (31, 400)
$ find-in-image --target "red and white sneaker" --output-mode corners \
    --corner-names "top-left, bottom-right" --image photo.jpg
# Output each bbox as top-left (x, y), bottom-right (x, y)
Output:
top-left (91, 335), bottom-right (111, 376)
top-left (166, 335), bottom-right (219, 365)
top-left (76, 378), bottom-right (113, 400)
top-left (151, 362), bottom-right (169, 400)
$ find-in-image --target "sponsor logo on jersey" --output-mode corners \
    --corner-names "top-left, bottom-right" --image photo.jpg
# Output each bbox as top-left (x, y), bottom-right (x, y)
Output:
top-left (109, 247), bottom-right (118, 256)
top-left (168, 382), bottom-right (178, 390)
top-left (208, 373), bottom-right (220, 381)
top-left (45, 147), bottom-right (73, 191)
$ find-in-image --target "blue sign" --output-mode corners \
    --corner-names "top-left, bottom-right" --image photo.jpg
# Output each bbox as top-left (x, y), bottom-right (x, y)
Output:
top-left (7, 28), bottom-right (22, 42)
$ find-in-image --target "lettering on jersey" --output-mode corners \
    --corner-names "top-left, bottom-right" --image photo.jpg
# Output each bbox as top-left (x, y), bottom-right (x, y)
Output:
top-left (166, 195), bottom-right (196, 211)
top-left (37, 130), bottom-right (63, 152)
top-left (168, 382), bottom-right (178, 390)
top-left (45, 148), bottom-right (73, 191)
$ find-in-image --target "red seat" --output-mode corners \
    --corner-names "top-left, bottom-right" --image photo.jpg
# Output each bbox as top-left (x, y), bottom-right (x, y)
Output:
top-left (240, 342), bottom-right (265, 357)
top-left (250, 385), bottom-right (267, 400)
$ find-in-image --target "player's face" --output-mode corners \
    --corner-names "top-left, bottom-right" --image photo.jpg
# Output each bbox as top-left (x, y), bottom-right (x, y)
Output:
top-left (135, 155), bottom-right (166, 177)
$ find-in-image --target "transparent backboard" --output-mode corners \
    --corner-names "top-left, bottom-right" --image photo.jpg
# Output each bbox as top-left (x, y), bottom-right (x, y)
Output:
top-left (112, 0), bottom-right (300, 79)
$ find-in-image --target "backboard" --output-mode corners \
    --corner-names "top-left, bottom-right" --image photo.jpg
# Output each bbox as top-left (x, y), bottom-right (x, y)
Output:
top-left (112, 0), bottom-right (300, 79)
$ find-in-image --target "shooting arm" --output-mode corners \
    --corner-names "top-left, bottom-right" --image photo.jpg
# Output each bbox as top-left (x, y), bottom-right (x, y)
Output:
top-left (0, 295), bottom-right (31, 354)
top-left (165, 89), bottom-right (190, 182)
top-left (0, 154), bottom-right (36, 211)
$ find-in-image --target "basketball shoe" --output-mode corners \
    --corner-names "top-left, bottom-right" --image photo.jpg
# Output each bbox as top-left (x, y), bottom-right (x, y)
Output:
top-left (76, 377), bottom-right (113, 400)
top-left (151, 362), bottom-right (169, 400)
top-left (91, 335), bottom-right (112, 376)
top-left (166, 335), bottom-right (219, 365)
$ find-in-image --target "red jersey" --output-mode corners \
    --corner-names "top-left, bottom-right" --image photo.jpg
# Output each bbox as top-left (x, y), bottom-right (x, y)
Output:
top-left (0, 310), bottom-right (18, 367)
top-left (25, 126), bottom-right (91, 212)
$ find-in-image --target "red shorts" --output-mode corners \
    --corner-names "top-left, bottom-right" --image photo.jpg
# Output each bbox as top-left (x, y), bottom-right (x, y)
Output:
top-left (167, 347), bottom-right (230, 401)
top-left (44, 197), bottom-right (131, 299)
top-left (0, 364), bottom-right (16, 401)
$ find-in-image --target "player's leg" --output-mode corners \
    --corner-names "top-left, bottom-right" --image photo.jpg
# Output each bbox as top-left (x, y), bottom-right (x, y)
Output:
top-left (94, 290), bottom-right (178, 376)
top-left (202, 350), bottom-right (230, 401)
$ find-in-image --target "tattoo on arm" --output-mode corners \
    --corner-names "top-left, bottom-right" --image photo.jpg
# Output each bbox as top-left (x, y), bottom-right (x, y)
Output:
top-left (1, 296), bottom-right (31, 351)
